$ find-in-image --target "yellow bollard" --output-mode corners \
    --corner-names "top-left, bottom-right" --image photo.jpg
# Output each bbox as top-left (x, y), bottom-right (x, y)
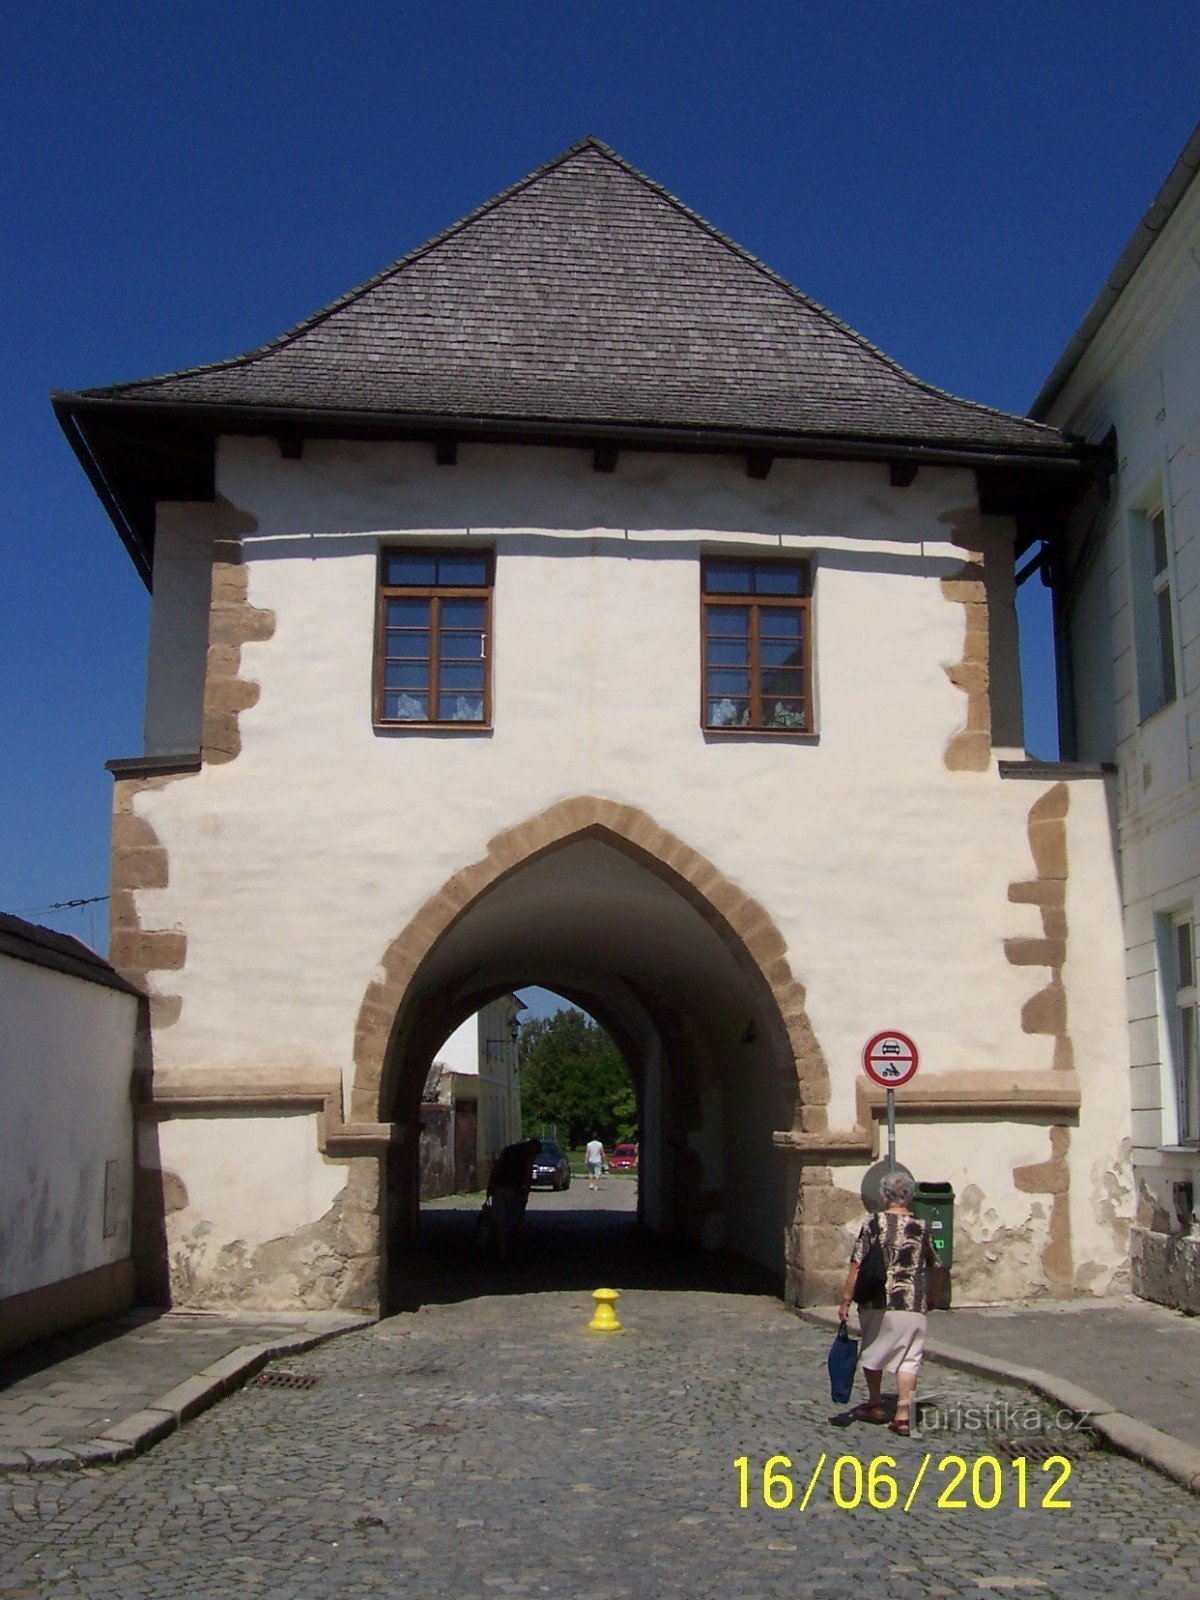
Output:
top-left (588, 1287), bottom-right (622, 1333)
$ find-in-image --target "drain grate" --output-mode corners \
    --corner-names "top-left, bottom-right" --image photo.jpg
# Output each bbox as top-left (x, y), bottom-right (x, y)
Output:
top-left (251, 1370), bottom-right (320, 1391)
top-left (986, 1432), bottom-right (1087, 1462)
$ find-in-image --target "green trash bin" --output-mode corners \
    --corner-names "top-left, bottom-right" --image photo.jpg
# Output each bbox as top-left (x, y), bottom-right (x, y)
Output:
top-left (912, 1181), bottom-right (954, 1309)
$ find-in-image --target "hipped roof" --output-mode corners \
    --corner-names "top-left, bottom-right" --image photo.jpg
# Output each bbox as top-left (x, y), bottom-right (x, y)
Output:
top-left (54, 137), bottom-right (1086, 584)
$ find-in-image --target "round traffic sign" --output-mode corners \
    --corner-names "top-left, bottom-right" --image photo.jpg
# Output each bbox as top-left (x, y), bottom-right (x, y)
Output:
top-left (862, 1030), bottom-right (919, 1088)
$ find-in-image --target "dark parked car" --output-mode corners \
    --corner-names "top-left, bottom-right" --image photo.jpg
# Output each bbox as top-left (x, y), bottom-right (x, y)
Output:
top-left (609, 1143), bottom-right (639, 1172)
top-left (530, 1139), bottom-right (571, 1190)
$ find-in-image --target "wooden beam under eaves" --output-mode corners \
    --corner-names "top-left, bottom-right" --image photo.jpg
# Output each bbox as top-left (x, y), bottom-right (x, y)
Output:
top-left (593, 445), bottom-right (618, 473)
top-left (889, 461), bottom-right (918, 488)
top-left (434, 437), bottom-right (458, 466)
top-left (746, 451), bottom-right (774, 480)
top-left (277, 432), bottom-right (304, 460)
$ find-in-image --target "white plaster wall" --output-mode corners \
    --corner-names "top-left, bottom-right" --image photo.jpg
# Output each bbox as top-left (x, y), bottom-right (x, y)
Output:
top-left (0, 956), bottom-right (136, 1298)
top-left (128, 438), bottom-right (1130, 1290)
top-left (1063, 783), bottom-right (1135, 1288)
top-left (824, 786), bottom-right (1132, 1302)
top-left (142, 443), bottom-right (1048, 1094)
top-left (148, 1113), bottom-right (346, 1294)
top-left (145, 502), bottom-right (215, 755)
top-left (835, 1122), bottom-right (1061, 1303)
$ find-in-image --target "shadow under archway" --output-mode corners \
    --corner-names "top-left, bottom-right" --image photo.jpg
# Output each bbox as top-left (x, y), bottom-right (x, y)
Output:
top-left (392, 1187), bottom-right (782, 1313)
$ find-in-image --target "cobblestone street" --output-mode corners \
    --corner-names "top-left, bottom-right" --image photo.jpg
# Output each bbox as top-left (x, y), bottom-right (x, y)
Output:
top-left (3, 1192), bottom-right (1199, 1599)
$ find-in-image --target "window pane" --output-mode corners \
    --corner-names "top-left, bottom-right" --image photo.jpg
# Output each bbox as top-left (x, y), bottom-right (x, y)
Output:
top-left (763, 697), bottom-right (808, 730)
top-left (385, 662), bottom-right (430, 691)
top-left (439, 662), bottom-right (485, 692)
top-left (1178, 922), bottom-right (1195, 991)
top-left (761, 637), bottom-right (803, 669)
top-left (706, 638), bottom-right (750, 667)
top-left (705, 562), bottom-right (752, 594)
top-left (386, 597), bottom-right (431, 627)
top-left (384, 690), bottom-right (429, 720)
top-left (1150, 510), bottom-right (1169, 578)
top-left (1181, 1004), bottom-right (1199, 1142)
top-left (440, 631), bottom-right (485, 660)
top-left (753, 564), bottom-right (803, 596)
top-left (707, 697), bottom-right (751, 727)
top-left (1156, 587), bottom-right (1177, 704)
top-left (439, 692), bottom-right (485, 722)
top-left (384, 553), bottom-right (437, 587)
top-left (437, 552), bottom-right (489, 587)
top-left (761, 667), bottom-right (804, 700)
top-left (759, 608), bottom-right (802, 638)
top-left (707, 669), bottom-right (751, 698)
top-left (386, 629), bottom-right (431, 660)
top-left (705, 605), bottom-right (750, 636)
top-left (441, 598), bottom-right (486, 629)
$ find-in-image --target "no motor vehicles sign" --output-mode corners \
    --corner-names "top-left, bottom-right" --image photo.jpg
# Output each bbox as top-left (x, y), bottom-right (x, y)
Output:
top-left (862, 1030), bottom-right (919, 1088)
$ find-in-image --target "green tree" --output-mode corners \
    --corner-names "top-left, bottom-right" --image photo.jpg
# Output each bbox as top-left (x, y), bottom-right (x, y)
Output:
top-left (519, 1007), bottom-right (637, 1147)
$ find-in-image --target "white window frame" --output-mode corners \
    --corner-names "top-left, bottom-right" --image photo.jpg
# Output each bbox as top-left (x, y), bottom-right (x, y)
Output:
top-left (1130, 495), bottom-right (1180, 721)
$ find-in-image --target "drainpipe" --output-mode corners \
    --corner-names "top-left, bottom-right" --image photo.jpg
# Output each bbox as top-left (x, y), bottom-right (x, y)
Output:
top-left (1047, 533), bottom-right (1078, 762)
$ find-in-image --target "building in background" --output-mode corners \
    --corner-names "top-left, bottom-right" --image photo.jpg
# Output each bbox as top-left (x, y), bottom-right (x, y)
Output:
top-left (420, 995), bottom-right (524, 1197)
top-left (0, 914), bottom-right (140, 1353)
top-left (1031, 125), bottom-right (1200, 1311)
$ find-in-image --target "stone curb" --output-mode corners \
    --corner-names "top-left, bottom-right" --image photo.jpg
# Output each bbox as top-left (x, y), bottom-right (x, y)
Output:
top-left (2, 1314), bottom-right (373, 1473)
top-left (796, 1307), bottom-right (1200, 1496)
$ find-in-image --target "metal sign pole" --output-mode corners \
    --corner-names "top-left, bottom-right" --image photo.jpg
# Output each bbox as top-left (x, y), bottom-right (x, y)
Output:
top-left (887, 1088), bottom-right (896, 1174)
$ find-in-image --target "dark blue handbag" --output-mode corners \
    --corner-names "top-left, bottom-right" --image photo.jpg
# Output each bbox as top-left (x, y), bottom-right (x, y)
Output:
top-left (828, 1318), bottom-right (859, 1404)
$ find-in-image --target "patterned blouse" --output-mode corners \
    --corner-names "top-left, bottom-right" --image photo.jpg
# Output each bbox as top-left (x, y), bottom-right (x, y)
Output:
top-left (850, 1210), bottom-right (940, 1313)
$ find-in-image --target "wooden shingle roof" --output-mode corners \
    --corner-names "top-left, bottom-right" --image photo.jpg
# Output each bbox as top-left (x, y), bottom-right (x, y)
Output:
top-left (54, 138), bottom-right (1088, 583)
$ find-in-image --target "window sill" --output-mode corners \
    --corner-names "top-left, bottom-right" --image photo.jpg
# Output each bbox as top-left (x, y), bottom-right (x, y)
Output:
top-left (702, 726), bottom-right (820, 742)
top-left (374, 721), bottom-right (493, 736)
top-left (1138, 698), bottom-right (1178, 729)
top-left (1157, 1145), bottom-right (1200, 1156)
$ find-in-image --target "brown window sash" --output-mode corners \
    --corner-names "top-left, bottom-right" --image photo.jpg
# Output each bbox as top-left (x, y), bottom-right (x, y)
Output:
top-left (375, 549), bottom-right (494, 728)
top-left (701, 557), bottom-right (812, 734)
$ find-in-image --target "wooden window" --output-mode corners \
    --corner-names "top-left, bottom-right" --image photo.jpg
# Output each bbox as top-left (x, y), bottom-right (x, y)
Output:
top-left (376, 548), bottom-right (492, 726)
top-left (702, 557), bottom-right (812, 732)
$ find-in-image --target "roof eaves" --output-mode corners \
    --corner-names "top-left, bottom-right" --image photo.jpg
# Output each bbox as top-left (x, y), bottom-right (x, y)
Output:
top-left (51, 390), bottom-right (1086, 468)
top-left (52, 394), bottom-right (154, 588)
top-left (1031, 122), bottom-right (1200, 420)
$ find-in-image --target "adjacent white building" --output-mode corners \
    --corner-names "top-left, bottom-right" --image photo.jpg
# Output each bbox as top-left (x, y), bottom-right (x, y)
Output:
top-left (1031, 126), bottom-right (1200, 1311)
top-left (0, 914), bottom-right (140, 1352)
top-left (54, 138), bottom-right (1133, 1315)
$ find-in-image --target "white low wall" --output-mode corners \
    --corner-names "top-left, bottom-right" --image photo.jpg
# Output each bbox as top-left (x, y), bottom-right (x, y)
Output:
top-left (0, 953), bottom-right (138, 1304)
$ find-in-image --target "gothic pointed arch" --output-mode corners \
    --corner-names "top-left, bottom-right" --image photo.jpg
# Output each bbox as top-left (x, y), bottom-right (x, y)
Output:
top-left (349, 796), bottom-right (830, 1126)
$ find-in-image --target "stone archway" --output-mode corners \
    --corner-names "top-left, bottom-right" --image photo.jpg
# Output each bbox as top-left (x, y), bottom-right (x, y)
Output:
top-left (350, 796), bottom-right (831, 1125)
top-left (349, 797), bottom-right (837, 1306)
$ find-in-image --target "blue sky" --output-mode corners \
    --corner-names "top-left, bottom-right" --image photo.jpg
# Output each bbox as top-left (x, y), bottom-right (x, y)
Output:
top-left (3, 4), bottom-right (1197, 952)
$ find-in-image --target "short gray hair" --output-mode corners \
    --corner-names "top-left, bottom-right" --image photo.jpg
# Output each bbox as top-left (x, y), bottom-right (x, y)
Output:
top-left (880, 1172), bottom-right (916, 1208)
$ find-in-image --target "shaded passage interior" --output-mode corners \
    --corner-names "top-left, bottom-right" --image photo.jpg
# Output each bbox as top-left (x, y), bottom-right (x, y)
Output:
top-left (382, 834), bottom-right (800, 1310)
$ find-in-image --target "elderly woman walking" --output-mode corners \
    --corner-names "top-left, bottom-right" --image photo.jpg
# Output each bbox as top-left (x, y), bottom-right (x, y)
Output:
top-left (838, 1172), bottom-right (943, 1436)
